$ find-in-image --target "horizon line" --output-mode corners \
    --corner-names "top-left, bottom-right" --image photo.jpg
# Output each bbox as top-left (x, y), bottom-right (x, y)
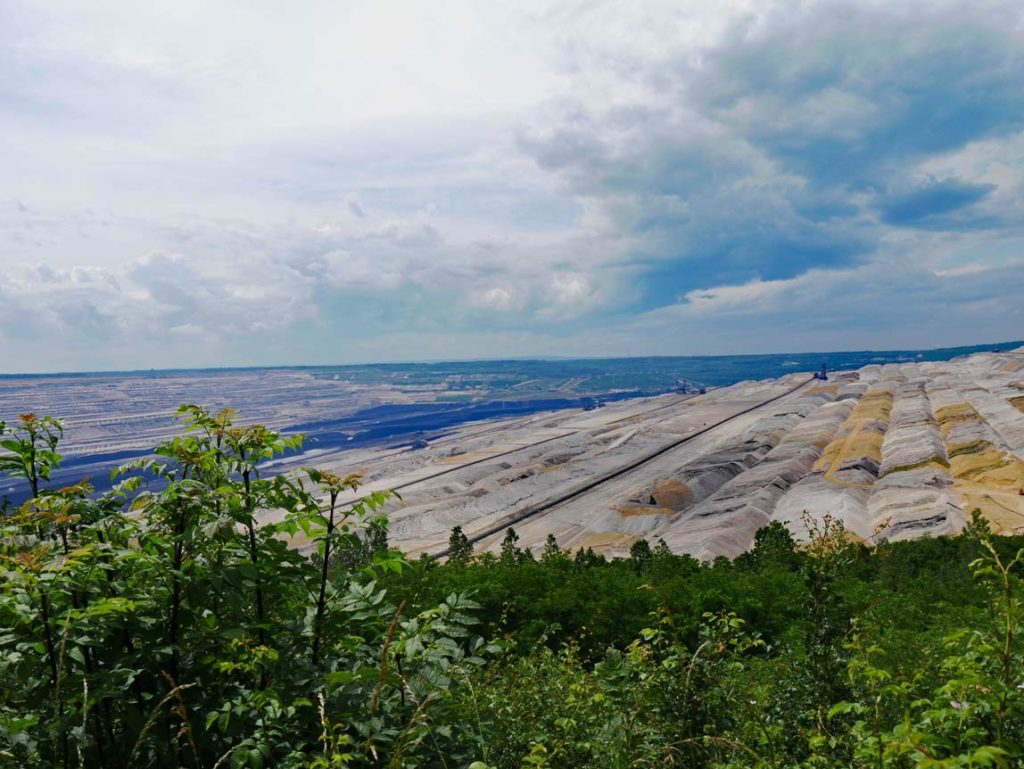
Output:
top-left (0, 338), bottom-right (1020, 379)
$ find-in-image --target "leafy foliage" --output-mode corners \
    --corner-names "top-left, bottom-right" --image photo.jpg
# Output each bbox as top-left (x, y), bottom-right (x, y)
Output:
top-left (2, 409), bottom-right (1024, 768)
top-left (0, 408), bottom-right (493, 769)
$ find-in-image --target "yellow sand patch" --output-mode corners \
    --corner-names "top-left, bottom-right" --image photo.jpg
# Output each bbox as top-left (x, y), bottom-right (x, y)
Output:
top-left (616, 504), bottom-right (677, 517)
top-left (1009, 395), bottom-right (1024, 414)
top-left (854, 390), bottom-right (894, 421)
top-left (935, 403), bottom-right (982, 439)
top-left (814, 426), bottom-right (886, 474)
top-left (649, 480), bottom-right (694, 510)
top-left (940, 421), bottom-right (1024, 533)
top-left (843, 430), bottom-right (885, 462)
top-left (934, 402), bottom-right (976, 422)
top-left (947, 439), bottom-right (986, 458)
top-left (955, 488), bottom-right (1024, 534)
top-left (949, 444), bottom-right (1017, 483)
top-left (806, 384), bottom-right (838, 396)
top-left (813, 389), bottom-right (891, 477)
top-left (1002, 359), bottom-right (1024, 373)
top-left (578, 531), bottom-right (640, 551)
top-left (934, 400), bottom-right (1022, 532)
top-left (814, 432), bottom-right (848, 471)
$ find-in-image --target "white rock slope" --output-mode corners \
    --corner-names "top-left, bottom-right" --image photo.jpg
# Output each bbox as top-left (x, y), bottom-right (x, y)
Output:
top-left (295, 349), bottom-right (1024, 559)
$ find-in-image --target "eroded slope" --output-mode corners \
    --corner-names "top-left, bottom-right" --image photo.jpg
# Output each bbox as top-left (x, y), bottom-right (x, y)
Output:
top-left (296, 349), bottom-right (1024, 559)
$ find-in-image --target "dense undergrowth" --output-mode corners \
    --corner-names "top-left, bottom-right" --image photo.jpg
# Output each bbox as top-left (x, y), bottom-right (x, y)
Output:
top-left (1, 408), bottom-right (1023, 768)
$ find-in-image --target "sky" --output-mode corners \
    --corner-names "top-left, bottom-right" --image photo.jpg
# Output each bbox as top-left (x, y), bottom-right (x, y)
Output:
top-left (2, 0), bottom-right (1024, 373)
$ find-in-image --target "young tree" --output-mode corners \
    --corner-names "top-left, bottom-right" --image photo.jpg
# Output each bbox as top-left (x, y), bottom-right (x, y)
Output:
top-left (541, 533), bottom-right (567, 565)
top-left (799, 512), bottom-right (855, 723)
top-left (629, 538), bottom-right (653, 572)
top-left (966, 506), bottom-right (993, 539)
top-left (0, 413), bottom-right (63, 498)
top-left (572, 546), bottom-right (606, 571)
top-left (366, 516), bottom-right (389, 557)
top-left (500, 527), bottom-right (521, 566)
top-left (448, 525), bottom-right (474, 563)
top-left (304, 468), bottom-right (362, 665)
top-left (746, 519), bottom-right (798, 570)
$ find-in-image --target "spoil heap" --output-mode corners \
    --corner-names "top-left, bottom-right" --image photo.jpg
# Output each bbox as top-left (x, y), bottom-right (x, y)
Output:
top-left (302, 348), bottom-right (1024, 559)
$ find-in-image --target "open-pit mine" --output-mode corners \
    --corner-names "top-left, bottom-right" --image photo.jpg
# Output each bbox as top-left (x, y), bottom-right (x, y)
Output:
top-left (301, 347), bottom-right (1024, 559)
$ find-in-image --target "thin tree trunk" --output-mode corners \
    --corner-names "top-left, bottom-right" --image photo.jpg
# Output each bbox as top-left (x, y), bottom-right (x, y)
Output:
top-left (312, 491), bottom-right (339, 665)
top-left (59, 524), bottom-right (111, 766)
top-left (40, 591), bottom-right (69, 769)
top-left (242, 468), bottom-right (268, 689)
top-left (27, 459), bottom-right (67, 769)
top-left (168, 503), bottom-right (186, 685)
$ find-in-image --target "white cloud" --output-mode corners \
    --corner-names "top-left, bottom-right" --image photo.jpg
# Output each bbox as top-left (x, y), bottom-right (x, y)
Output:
top-left (548, 273), bottom-right (589, 304)
top-left (471, 287), bottom-right (523, 312)
top-left (3, 0), bottom-right (1024, 371)
top-left (682, 278), bottom-right (798, 314)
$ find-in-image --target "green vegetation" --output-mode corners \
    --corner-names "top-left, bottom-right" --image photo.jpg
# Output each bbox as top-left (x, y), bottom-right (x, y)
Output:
top-left (2, 409), bottom-right (1024, 768)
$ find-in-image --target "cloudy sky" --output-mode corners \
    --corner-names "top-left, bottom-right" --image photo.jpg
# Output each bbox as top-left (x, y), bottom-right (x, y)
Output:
top-left (3, 0), bottom-right (1024, 372)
